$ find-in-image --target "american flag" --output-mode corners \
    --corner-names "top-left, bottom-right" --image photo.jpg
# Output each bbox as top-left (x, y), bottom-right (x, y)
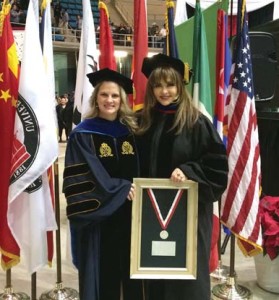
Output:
top-left (220, 0), bottom-right (262, 255)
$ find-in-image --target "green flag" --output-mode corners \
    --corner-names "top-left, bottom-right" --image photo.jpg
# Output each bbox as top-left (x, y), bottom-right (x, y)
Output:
top-left (192, 1), bottom-right (212, 119)
top-left (175, 1), bottom-right (229, 111)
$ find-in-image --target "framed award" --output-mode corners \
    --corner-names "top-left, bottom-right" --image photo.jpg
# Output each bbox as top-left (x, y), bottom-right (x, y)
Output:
top-left (130, 178), bottom-right (198, 280)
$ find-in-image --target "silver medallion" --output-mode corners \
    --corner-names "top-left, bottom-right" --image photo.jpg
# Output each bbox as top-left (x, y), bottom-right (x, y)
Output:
top-left (160, 230), bottom-right (169, 239)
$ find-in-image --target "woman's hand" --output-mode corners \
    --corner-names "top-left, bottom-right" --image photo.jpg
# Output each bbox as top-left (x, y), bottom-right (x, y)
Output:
top-left (127, 183), bottom-right (136, 201)
top-left (171, 168), bottom-right (187, 183)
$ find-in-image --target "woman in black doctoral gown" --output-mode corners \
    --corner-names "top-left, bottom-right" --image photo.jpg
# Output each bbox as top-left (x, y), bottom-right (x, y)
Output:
top-left (63, 68), bottom-right (144, 300)
top-left (136, 54), bottom-right (228, 300)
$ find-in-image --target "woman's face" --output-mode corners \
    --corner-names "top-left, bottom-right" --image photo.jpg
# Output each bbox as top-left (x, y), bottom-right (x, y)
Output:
top-left (153, 79), bottom-right (178, 106)
top-left (60, 97), bottom-right (66, 105)
top-left (96, 81), bottom-right (121, 120)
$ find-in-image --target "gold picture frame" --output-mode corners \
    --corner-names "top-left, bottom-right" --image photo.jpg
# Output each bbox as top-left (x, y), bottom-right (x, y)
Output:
top-left (130, 178), bottom-right (198, 280)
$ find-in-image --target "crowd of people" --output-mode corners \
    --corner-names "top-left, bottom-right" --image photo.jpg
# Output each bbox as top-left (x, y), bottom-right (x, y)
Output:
top-left (97, 20), bottom-right (165, 47)
top-left (106, 21), bottom-right (133, 46)
top-left (6, 0), bottom-right (165, 48)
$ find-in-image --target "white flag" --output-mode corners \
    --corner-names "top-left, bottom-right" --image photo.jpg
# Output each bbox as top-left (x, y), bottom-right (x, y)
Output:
top-left (73, 0), bottom-right (98, 126)
top-left (41, 0), bottom-right (56, 106)
top-left (174, 0), bottom-right (188, 26)
top-left (8, 0), bottom-right (58, 273)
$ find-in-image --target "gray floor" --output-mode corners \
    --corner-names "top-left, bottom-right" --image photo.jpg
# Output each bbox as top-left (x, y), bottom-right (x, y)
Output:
top-left (1, 142), bottom-right (278, 300)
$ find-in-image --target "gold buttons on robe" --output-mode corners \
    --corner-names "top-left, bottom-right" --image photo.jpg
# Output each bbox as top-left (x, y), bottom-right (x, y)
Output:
top-left (121, 141), bottom-right (134, 155)
top-left (99, 143), bottom-right (114, 157)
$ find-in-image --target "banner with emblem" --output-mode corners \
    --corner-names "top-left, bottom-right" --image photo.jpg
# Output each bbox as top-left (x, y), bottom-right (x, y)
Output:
top-left (8, 0), bottom-right (58, 273)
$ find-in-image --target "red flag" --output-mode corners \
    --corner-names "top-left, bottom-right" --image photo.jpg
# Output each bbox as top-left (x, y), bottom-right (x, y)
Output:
top-left (7, 0), bottom-right (58, 273)
top-left (0, 1), bottom-right (20, 269)
top-left (47, 166), bottom-right (55, 265)
top-left (220, 0), bottom-right (262, 256)
top-left (132, 0), bottom-right (148, 111)
top-left (214, 9), bottom-right (231, 146)
top-left (98, 1), bottom-right (116, 70)
top-left (209, 9), bottom-right (232, 273)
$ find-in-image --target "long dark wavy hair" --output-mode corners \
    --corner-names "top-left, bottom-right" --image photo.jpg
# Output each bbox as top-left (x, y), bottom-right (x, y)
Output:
top-left (137, 66), bottom-right (200, 135)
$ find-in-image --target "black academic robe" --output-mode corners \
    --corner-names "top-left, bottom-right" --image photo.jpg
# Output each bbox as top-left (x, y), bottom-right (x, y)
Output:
top-left (63, 117), bottom-right (143, 300)
top-left (136, 109), bottom-right (228, 300)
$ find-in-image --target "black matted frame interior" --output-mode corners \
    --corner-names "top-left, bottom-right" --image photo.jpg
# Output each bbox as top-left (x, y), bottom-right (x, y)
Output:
top-left (130, 178), bottom-right (198, 279)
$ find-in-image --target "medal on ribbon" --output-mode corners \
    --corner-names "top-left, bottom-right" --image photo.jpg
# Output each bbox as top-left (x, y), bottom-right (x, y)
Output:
top-left (147, 188), bottom-right (184, 240)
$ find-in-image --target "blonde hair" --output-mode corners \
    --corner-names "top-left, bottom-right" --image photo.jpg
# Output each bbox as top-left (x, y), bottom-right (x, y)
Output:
top-left (85, 81), bottom-right (138, 132)
top-left (137, 67), bottom-right (199, 135)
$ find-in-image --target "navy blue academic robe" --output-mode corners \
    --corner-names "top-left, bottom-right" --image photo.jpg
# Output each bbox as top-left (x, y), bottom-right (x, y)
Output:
top-left (63, 117), bottom-right (142, 300)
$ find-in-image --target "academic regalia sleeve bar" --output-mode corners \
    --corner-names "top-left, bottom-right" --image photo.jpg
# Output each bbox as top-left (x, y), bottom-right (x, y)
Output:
top-left (63, 131), bottom-right (131, 226)
top-left (177, 115), bottom-right (228, 204)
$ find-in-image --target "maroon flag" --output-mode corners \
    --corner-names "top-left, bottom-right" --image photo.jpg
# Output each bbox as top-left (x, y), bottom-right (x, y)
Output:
top-left (0, 1), bottom-right (20, 269)
top-left (132, 0), bottom-right (148, 111)
top-left (209, 8), bottom-right (231, 273)
top-left (98, 1), bottom-right (116, 70)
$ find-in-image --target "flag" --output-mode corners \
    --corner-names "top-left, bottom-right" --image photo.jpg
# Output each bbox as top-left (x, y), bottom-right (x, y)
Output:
top-left (191, 2), bottom-right (230, 273)
top-left (175, 0), bottom-right (228, 101)
top-left (210, 6), bottom-right (232, 273)
top-left (132, 0), bottom-right (148, 111)
top-left (40, 0), bottom-right (57, 265)
top-left (98, 1), bottom-right (116, 70)
top-left (46, 167), bottom-right (55, 265)
top-left (165, 0), bottom-right (179, 58)
top-left (8, 0), bottom-right (58, 273)
top-left (40, 0), bottom-right (56, 102)
top-left (73, 0), bottom-right (98, 126)
top-left (174, 0), bottom-right (187, 26)
top-left (214, 9), bottom-right (231, 148)
top-left (191, 1), bottom-right (215, 272)
top-left (0, 0), bottom-right (20, 270)
top-left (192, 1), bottom-right (212, 120)
top-left (220, 0), bottom-right (262, 256)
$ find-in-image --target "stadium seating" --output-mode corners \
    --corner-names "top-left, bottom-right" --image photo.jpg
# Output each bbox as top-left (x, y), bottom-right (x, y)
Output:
top-left (59, 0), bottom-right (100, 29)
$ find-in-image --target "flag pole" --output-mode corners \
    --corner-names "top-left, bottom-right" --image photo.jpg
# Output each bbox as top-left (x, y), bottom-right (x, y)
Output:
top-left (31, 273), bottom-right (36, 300)
top-left (210, 0), bottom-right (233, 285)
top-left (0, 269), bottom-right (30, 299)
top-left (211, 234), bottom-right (252, 299)
top-left (39, 159), bottom-right (79, 300)
top-left (210, 200), bottom-right (230, 284)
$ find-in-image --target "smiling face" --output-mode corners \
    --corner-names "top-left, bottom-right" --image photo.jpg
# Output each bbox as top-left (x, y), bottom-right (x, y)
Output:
top-left (153, 78), bottom-right (178, 106)
top-left (96, 81), bottom-right (121, 120)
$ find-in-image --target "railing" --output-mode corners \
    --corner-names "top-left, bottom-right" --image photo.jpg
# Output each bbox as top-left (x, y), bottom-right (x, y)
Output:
top-left (11, 22), bottom-right (164, 49)
top-left (51, 25), bottom-right (164, 49)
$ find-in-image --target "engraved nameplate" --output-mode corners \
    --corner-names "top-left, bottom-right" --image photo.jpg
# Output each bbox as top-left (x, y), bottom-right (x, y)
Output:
top-left (151, 241), bottom-right (176, 256)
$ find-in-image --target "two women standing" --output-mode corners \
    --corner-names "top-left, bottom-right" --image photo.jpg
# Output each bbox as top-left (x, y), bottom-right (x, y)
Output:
top-left (63, 54), bottom-right (228, 300)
